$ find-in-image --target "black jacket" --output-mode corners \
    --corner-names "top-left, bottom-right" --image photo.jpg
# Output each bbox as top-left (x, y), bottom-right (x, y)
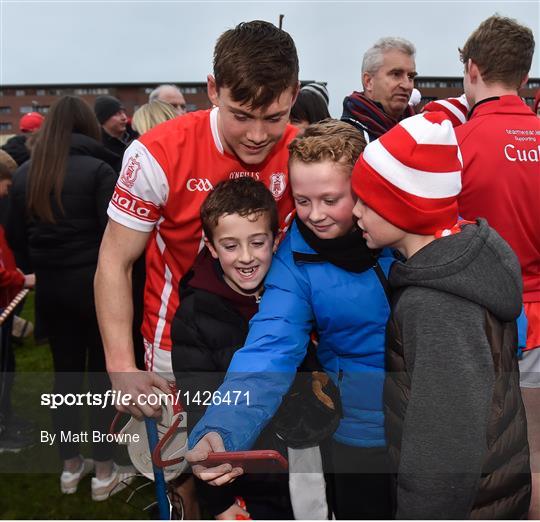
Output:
top-left (6, 133), bottom-right (118, 272)
top-left (100, 124), bottom-right (137, 167)
top-left (1, 134), bottom-right (30, 166)
top-left (171, 248), bottom-right (259, 430)
top-left (171, 249), bottom-right (292, 518)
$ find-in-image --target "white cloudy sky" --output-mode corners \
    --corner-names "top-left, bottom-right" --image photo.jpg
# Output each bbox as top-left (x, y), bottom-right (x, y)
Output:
top-left (1, 0), bottom-right (539, 116)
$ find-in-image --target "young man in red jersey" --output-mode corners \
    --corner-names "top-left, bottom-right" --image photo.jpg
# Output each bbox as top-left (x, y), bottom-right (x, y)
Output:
top-left (95, 21), bottom-right (299, 416)
top-left (456, 15), bottom-right (539, 519)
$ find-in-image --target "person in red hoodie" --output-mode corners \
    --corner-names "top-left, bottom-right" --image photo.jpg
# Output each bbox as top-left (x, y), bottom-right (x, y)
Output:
top-left (0, 162), bottom-right (35, 453)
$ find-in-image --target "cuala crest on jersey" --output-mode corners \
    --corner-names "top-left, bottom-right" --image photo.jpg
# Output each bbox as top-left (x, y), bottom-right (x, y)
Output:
top-left (269, 172), bottom-right (287, 200)
top-left (120, 153), bottom-right (141, 189)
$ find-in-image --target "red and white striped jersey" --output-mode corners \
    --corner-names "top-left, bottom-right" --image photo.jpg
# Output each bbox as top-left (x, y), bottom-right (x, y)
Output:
top-left (108, 108), bottom-right (296, 372)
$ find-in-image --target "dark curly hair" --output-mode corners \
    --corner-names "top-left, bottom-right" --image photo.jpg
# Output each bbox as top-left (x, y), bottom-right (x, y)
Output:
top-left (201, 177), bottom-right (278, 243)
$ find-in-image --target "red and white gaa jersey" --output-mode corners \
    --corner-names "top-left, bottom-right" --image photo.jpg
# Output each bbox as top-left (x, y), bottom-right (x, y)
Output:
top-left (108, 108), bottom-right (296, 372)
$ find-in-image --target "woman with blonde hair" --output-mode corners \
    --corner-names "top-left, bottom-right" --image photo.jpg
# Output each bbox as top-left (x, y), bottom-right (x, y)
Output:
top-left (132, 100), bottom-right (178, 134)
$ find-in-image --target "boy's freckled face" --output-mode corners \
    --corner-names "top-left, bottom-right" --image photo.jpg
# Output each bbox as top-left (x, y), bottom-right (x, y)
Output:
top-left (206, 212), bottom-right (276, 296)
top-left (352, 199), bottom-right (405, 249)
top-left (291, 160), bottom-right (356, 239)
top-left (208, 79), bottom-right (297, 166)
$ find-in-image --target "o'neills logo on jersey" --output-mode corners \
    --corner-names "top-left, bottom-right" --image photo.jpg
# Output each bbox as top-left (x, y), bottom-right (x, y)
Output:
top-left (120, 154), bottom-right (141, 189)
top-left (269, 172), bottom-right (286, 200)
top-left (186, 178), bottom-right (213, 192)
top-left (111, 187), bottom-right (160, 222)
top-left (229, 171), bottom-right (260, 180)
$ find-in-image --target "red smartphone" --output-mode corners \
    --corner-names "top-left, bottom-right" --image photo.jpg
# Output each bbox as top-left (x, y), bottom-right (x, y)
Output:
top-left (199, 450), bottom-right (288, 473)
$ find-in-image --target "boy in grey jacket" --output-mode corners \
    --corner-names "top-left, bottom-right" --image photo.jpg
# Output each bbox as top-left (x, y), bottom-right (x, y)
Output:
top-left (351, 111), bottom-right (531, 519)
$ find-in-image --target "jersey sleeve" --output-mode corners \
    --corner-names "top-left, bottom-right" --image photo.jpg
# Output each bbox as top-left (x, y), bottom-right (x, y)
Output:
top-left (107, 140), bottom-right (169, 232)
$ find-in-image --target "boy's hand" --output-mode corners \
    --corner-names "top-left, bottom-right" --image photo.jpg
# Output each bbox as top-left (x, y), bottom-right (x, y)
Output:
top-left (187, 432), bottom-right (244, 486)
top-left (215, 502), bottom-right (250, 520)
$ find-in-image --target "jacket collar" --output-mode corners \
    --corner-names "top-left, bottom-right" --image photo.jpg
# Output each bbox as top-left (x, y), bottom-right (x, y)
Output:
top-left (289, 219), bottom-right (317, 255)
top-left (469, 95), bottom-right (534, 120)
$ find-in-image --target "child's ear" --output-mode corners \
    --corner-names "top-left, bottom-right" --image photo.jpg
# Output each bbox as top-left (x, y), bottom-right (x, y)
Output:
top-left (205, 237), bottom-right (219, 259)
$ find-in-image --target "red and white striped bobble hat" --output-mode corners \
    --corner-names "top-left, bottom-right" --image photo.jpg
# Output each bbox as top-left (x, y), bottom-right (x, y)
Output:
top-left (422, 94), bottom-right (470, 127)
top-left (351, 111), bottom-right (463, 235)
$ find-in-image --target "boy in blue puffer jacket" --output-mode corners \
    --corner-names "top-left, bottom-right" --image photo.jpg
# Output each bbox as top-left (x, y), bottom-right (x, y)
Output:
top-left (187, 119), bottom-right (394, 519)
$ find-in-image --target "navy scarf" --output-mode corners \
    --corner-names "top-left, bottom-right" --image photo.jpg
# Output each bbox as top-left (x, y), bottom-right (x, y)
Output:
top-left (341, 91), bottom-right (416, 140)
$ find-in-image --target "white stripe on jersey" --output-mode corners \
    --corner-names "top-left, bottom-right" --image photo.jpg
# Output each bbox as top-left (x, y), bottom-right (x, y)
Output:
top-left (144, 338), bottom-right (174, 380)
top-left (153, 230), bottom-right (174, 368)
top-left (210, 107), bottom-right (224, 154)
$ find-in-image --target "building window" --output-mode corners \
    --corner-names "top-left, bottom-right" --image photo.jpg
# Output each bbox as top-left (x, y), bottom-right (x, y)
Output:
top-left (48, 89), bottom-right (64, 96)
top-left (36, 89), bottom-right (45, 96)
top-left (74, 88), bottom-right (88, 95)
top-left (15, 90), bottom-right (26, 96)
top-left (35, 105), bottom-right (49, 114)
top-left (0, 123), bottom-right (12, 131)
top-left (19, 106), bottom-right (34, 114)
top-left (0, 107), bottom-right (11, 114)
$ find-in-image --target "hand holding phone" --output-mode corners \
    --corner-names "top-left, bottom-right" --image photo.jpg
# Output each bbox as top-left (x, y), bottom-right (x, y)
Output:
top-left (186, 432), bottom-right (244, 486)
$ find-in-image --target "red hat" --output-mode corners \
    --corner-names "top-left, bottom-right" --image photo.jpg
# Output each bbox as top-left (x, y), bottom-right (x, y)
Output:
top-left (19, 112), bottom-right (44, 133)
top-left (352, 112), bottom-right (463, 235)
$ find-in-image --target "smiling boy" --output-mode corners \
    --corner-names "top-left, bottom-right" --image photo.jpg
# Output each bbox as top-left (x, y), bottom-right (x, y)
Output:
top-left (94, 21), bottom-right (299, 417)
top-left (171, 178), bottom-right (294, 520)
